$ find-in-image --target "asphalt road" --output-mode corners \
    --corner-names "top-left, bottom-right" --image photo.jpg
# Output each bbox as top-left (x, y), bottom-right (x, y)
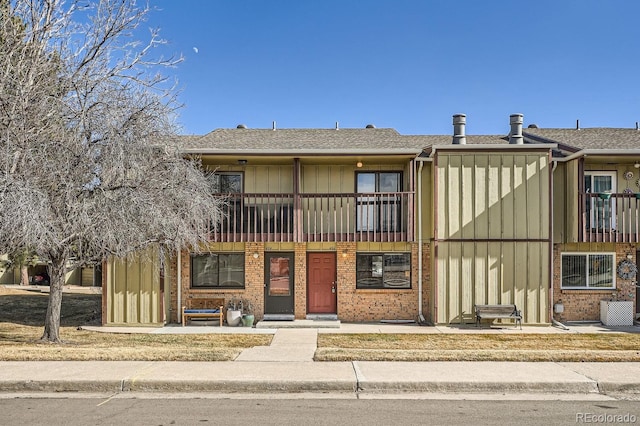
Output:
top-left (1, 396), bottom-right (639, 426)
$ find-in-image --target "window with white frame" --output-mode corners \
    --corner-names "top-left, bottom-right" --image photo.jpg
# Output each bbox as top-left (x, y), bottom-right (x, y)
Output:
top-left (561, 252), bottom-right (615, 289)
top-left (584, 171), bottom-right (617, 230)
top-left (356, 171), bottom-right (402, 232)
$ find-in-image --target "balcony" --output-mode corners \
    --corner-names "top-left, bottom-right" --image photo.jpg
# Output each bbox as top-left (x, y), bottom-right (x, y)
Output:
top-left (579, 192), bottom-right (640, 242)
top-left (211, 192), bottom-right (413, 243)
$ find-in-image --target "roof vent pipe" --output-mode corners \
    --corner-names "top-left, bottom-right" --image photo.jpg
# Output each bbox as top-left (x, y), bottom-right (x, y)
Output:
top-left (509, 113), bottom-right (524, 144)
top-left (452, 114), bottom-right (466, 144)
top-left (335, 121), bottom-right (339, 130)
top-left (272, 121), bottom-right (276, 131)
top-left (636, 122), bottom-right (639, 131)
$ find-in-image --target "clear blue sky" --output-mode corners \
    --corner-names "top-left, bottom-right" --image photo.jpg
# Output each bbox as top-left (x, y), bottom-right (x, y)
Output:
top-left (147, 0), bottom-right (640, 136)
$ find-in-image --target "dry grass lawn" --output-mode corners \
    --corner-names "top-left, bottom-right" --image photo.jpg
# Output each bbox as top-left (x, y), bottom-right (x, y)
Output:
top-left (316, 333), bottom-right (640, 362)
top-left (3, 286), bottom-right (640, 362)
top-left (0, 286), bottom-right (271, 361)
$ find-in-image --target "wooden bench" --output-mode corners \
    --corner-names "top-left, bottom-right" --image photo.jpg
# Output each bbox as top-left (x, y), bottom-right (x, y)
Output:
top-left (182, 298), bottom-right (224, 327)
top-left (474, 304), bottom-right (522, 329)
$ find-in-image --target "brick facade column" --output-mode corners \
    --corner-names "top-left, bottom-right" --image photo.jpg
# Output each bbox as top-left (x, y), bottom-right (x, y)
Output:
top-left (294, 243), bottom-right (307, 319)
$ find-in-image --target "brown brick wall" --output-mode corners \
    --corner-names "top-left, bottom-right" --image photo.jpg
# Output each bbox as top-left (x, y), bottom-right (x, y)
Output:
top-left (171, 243), bottom-right (265, 324)
top-left (335, 242), bottom-right (421, 322)
top-left (552, 243), bottom-right (637, 322)
top-left (167, 242), bottom-right (431, 324)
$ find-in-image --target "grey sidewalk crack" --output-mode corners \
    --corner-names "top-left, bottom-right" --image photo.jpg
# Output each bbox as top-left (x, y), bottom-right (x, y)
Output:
top-left (351, 361), bottom-right (365, 392)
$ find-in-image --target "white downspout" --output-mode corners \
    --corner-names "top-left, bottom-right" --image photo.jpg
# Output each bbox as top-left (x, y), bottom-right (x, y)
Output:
top-left (177, 250), bottom-right (182, 324)
top-left (549, 160), bottom-right (569, 330)
top-left (417, 160), bottom-right (425, 324)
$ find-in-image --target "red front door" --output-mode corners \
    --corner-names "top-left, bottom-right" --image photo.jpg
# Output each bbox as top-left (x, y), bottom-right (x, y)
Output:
top-left (307, 253), bottom-right (337, 314)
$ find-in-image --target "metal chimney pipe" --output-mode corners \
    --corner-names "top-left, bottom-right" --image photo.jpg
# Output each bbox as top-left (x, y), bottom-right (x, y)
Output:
top-left (509, 113), bottom-right (524, 144)
top-left (452, 114), bottom-right (466, 144)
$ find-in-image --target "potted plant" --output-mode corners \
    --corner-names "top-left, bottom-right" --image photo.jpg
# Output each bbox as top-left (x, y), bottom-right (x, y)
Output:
top-left (241, 300), bottom-right (255, 327)
top-left (598, 191), bottom-right (612, 200)
top-left (226, 298), bottom-right (242, 326)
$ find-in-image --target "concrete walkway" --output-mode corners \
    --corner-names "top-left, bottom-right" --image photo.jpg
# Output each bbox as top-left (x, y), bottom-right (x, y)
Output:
top-left (236, 329), bottom-right (318, 361)
top-left (83, 320), bottom-right (640, 335)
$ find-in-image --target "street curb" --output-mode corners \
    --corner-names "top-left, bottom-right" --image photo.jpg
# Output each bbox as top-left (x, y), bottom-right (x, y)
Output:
top-left (0, 379), bottom-right (622, 395)
top-left (0, 380), bottom-right (123, 393)
top-left (0, 379), bottom-right (608, 394)
top-left (125, 379), bottom-right (357, 393)
top-left (355, 381), bottom-right (601, 394)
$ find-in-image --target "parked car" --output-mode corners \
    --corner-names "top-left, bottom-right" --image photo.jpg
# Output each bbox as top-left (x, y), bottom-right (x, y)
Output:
top-left (31, 272), bottom-right (50, 286)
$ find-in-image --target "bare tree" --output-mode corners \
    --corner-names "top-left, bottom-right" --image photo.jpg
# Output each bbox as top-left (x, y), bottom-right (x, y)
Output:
top-left (0, 0), bottom-right (221, 342)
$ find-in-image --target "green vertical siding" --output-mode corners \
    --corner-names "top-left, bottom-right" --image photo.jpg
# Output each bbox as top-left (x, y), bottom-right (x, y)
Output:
top-left (436, 241), bottom-right (549, 324)
top-left (105, 248), bottom-right (162, 325)
top-left (434, 151), bottom-right (551, 324)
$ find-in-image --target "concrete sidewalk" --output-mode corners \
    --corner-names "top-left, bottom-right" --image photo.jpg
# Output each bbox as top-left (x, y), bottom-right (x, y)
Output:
top-left (3, 323), bottom-right (640, 396)
top-left (0, 360), bottom-right (639, 396)
top-left (82, 320), bottom-right (640, 335)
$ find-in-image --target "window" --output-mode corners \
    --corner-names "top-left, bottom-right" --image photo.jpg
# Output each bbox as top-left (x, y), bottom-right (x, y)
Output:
top-left (210, 173), bottom-right (243, 233)
top-left (191, 253), bottom-right (245, 288)
top-left (356, 253), bottom-right (411, 289)
top-left (561, 253), bottom-right (615, 289)
top-left (210, 172), bottom-right (242, 193)
top-left (584, 172), bottom-right (616, 230)
top-left (356, 171), bottom-right (402, 232)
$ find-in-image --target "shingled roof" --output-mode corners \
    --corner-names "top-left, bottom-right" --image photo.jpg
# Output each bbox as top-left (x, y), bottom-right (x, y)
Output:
top-left (173, 128), bottom-right (515, 154)
top-left (523, 128), bottom-right (640, 150)
top-left (179, 128), bottom-right (427, 153)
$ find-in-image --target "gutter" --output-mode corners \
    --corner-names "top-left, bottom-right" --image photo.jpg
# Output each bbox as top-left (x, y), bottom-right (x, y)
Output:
top-left (554, 149), bottom-right (640, 162)
top-left (428, 143), bottom-right (558, 156)
top-left (180, 149), bottom-right (422, 156)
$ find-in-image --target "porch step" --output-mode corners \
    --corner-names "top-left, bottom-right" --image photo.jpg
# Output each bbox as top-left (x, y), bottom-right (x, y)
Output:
top-left (262, 314), bottom-right (295, 321)
top-left (306, 314), bottom-right (338, 321)
top-left (256, 319), bottom-right (341, 329)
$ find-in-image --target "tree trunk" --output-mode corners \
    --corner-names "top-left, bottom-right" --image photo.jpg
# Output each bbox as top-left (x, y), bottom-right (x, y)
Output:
top-left (20, 265), bottom-right (29, 286)
top-left (40, 256), bottom-right (66, 343)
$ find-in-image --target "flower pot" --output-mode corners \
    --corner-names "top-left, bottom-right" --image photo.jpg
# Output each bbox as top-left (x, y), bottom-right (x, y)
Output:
top-left (226, 309), bottom-right (242, 326)
top-left (241, 314), bottom-right (255, 327)
top-left (598, 193), bottom-right (611, 200)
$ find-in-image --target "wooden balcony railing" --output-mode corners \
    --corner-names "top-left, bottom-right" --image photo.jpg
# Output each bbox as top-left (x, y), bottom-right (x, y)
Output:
top-left (579, 192), bottom-right (640, 242)
top-left (210, 192), bottom-right (413, 243)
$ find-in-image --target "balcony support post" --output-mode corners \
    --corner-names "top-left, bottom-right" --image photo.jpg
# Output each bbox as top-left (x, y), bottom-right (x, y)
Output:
top-left (293, 158), bottom-right (302, 243)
